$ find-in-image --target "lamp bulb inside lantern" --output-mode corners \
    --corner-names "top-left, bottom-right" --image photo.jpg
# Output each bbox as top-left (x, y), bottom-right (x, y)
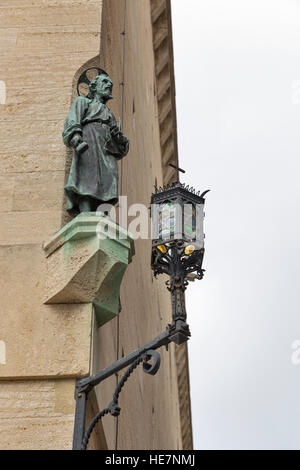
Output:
top-left (157, 244), bottom-right (167, 254)
top-left (184, 245), bottom-right (195, 255)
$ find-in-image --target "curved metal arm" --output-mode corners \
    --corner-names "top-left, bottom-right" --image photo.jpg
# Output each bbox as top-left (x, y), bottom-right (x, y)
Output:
top-left (72, 321), bottom-right (190, 450)
top-left (80, 350), bottom-right (161, 450)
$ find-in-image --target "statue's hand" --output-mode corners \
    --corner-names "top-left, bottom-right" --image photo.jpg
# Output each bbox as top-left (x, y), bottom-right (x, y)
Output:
top-left (70, 133), bottom-right (82, 149)
top-left (110, 126), bottom-right (128, 144)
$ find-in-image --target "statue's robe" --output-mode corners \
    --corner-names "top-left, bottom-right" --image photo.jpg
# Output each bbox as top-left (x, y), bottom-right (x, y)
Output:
top-left (62, 96), bottom-right (129, 215)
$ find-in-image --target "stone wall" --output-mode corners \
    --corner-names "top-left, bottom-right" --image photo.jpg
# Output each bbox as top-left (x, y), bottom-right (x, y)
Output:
top-left (0, 0), bottom-right (189, 450)
top-left (0, 0), bottom-right (103, 450)
top-left (0, 379), bottom-right (76, 450)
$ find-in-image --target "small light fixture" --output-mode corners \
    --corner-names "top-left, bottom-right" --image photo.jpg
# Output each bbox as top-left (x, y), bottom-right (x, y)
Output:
top-left (72, 181), bottom-right (209, 450)
top-left (151, 182), bottom-right (209, 343)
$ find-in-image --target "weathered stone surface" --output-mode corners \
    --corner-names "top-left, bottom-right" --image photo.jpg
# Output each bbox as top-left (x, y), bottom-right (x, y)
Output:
top-left (43, 213), bottom-right (135, 326)
top-left (0, 2), bottom-right (99, 28)
top-left (0, 88), bottom-right (72, 123)
top-left (0, 211), bottom-right (62, 245)
top-left (0, 151), bottom-right (65, 174)
top-left (12, 171), bottom-right (65, 211)
top-left (0, 174), bottom-right (15, 212)
top-left (0, 52), bottom-right (94, 91)
top-left (0, 25), bottom-right (101, 55)
top-left (0, 244), bottom-right (92, 378)
top-left (0, 379), bottom-right (76, 450)
top-left (0, 0), bottom-right (104, 451)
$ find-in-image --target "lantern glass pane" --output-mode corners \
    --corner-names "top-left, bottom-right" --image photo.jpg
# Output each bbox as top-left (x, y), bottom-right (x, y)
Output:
top-left (195, 203), bottom-right (204, 249)
top-left (158, 201), bottom-right (183, 242)
top-left (183, 203), bottom-right (196, 241)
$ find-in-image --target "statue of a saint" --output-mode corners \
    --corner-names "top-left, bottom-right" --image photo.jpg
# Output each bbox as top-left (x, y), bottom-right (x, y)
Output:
top-left (62, 73), bottom-right (129, 214)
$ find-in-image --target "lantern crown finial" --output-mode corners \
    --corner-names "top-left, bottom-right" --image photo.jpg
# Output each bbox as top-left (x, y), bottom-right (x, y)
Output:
top-left (152, 181), bottom-right (210, 200)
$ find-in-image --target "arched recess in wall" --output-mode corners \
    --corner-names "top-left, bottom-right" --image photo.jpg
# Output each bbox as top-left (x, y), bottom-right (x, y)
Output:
top-left (61, 56), bottom-right (105, 227)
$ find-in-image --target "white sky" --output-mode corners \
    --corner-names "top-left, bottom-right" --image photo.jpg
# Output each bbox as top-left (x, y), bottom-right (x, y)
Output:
top-left (171, 0), bottom-right (300, 450)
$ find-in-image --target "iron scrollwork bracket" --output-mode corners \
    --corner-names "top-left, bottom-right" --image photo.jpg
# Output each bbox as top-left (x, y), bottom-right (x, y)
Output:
top-left (72, 320), bottom-right (190, 450)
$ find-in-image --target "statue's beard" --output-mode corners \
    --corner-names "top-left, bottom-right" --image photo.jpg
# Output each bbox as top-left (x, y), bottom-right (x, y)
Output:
top-left (97, 91), bottom-right (113, 103)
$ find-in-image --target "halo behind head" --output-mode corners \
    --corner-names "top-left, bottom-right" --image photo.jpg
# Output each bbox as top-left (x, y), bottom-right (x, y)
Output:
top-left (77, 67), bottom-right (109, 97)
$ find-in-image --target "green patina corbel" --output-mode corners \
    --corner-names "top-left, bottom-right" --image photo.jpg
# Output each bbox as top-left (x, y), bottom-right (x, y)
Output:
top-left (43, 213), bottom-right (134, 326)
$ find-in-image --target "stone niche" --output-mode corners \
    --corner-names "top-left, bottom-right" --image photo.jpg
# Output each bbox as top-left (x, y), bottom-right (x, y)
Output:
top-left (43, 213), bottom-right (135, 326)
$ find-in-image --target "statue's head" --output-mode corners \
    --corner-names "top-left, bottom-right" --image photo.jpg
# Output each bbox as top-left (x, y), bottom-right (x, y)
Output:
top-left (88, 74), bottom-right (113, 102)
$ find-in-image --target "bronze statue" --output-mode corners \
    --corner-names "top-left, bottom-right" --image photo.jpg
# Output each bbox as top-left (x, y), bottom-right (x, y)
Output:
top-left (62, 73), bottom-right (129, 214)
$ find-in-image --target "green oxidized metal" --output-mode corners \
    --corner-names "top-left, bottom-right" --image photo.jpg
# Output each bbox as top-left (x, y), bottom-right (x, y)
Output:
top-left (62, 72), bottom-right (129, 215)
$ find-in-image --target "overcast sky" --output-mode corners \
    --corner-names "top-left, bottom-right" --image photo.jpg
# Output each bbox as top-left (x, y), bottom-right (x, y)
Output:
top-left (171, 0), bottom-right (300, 450)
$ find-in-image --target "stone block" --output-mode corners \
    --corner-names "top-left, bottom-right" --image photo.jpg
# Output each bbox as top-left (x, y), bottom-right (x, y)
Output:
top-left (0, 210), bottom-right (62, 245)
top-left (0, 244), bottom-right (93, 378)
top-left (0, 379), bottom-right (76, 450)
top-left (43, 213), bottom-right (135, 326)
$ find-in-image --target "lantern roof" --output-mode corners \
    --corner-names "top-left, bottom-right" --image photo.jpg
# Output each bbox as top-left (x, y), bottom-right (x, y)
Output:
top-left (151, 181), bottom-right (210, 205)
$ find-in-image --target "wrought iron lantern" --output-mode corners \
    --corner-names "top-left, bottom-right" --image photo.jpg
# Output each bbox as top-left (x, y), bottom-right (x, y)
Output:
top-left (151, 182), bottom-right (209, 344)
top-left (72, 181), bottom-right (208, 450)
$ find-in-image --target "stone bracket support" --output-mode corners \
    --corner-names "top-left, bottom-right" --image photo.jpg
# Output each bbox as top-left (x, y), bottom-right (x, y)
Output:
top-left (43, 213), bottom-right (135, 327)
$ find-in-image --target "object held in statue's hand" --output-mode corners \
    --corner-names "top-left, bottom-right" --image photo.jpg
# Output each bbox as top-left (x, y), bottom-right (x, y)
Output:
top-left (76, 141), bottom-right (89, 154)
top-left (111, 126), bottom-right (127, 145)
top-left (111, 125), bottom-right (122, 138)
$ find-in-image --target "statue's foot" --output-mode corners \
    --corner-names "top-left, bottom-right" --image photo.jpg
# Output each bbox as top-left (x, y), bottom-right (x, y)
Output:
top-left (79, 196), bottom-right (94, 213)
